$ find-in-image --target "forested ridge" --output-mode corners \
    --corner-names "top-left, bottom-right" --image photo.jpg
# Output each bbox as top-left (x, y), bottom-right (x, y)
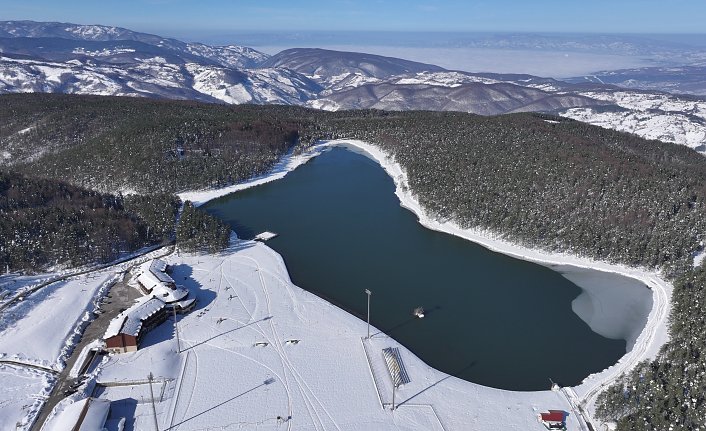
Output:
top-left (316, 110), bottom-right (706, 276)
top-left (0, 170), bottom-right (178, 271)
top-left (0, 93), bottom-right (311, 193)
top-left (2, 94), bottom-right (706, 429)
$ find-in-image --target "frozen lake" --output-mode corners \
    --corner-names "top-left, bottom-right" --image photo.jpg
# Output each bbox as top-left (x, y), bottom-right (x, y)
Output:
top-left (203, 146), bottom-right (651, 390)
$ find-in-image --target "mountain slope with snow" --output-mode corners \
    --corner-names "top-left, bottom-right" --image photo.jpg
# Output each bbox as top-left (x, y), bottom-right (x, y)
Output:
top-left (259, 47), bottom-right (446, 85)
top-left (0, 20), bottom-right (269, 69)
top-left (0, 55), bottom-right (319, 105)
top-left (0, 21), bottom-right (705, 152)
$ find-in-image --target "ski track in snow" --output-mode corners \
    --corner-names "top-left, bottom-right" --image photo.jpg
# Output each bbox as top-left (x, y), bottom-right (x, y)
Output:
top-left (244, 253), bottom-right (336, 431)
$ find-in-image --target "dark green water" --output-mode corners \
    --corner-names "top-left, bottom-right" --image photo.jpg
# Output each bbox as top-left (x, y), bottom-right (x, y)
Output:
top-left (204, 146), bottom-right (627, 391)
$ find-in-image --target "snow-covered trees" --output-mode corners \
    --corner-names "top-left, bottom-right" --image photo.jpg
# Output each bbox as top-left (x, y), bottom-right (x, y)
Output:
top-left (0, 171), bottom-right (178, 272)
top-left (596, 268), bottom-right (706, 431)
top-left (316, 110), bottom-right (706, 276)
top-left (0, 94), bottom-right (303, 194)
top-left (176, 201), bottom-right (230, 252)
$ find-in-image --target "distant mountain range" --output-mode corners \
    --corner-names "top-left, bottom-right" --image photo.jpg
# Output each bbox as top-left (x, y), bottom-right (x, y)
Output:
top-left (0, 20), bottom-right (704, 151)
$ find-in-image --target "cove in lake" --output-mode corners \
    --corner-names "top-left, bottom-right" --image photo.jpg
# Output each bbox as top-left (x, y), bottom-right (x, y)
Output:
top-left (204, 146), bottom-right (651, 391)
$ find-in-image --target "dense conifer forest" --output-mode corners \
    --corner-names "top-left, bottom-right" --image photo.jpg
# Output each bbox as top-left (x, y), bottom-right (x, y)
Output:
top-left (0, 94), bottom-right (308, 193)
top-left (176, 201), bottom-right (231, 252)
top-left (0, 170), bottom-right (178, 271)
top-left (2, 94), bottom-right (706, 429)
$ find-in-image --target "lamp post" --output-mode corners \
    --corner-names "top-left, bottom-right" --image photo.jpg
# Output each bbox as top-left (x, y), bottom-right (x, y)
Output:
top-left (173, 306), bottom-right (181, 353)
top-left (364, 289), bottom-right (371, 339)
top-left (148, 372), bottom-right (159, 431)
top-left (391, 382), bottom-right (397, 411)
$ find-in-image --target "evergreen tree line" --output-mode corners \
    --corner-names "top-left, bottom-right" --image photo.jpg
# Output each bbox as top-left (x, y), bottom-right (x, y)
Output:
top-left (176, 201), bottom-right (231, 252)
top-left (0, 94), bottom-right (309, 194)
top-left (0, 170), bottom-right (179, 272)
top-left (315, 110), bottom-right (706, 277)
top-left (594, 268), bottom-right (706, 430)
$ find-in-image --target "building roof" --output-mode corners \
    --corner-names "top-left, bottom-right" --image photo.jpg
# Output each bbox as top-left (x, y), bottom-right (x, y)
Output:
top-left (104, 297), bottom-right (166, 339)
top-left (540, 411), bottom-right (565, 422)
top-left (137, 259), bottom-right (174, 289)
top-left (44, 397), bottom-right (110, 431)
top-left (136, 259), bottom-right (189, 303)
top-left (151, 282), bottom-right (189, 303)
top-left (149, 259), bottom-right (173, 283)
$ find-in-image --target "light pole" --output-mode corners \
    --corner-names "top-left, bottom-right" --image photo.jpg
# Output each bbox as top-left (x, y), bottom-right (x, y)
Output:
top-left (364, 289), bottom-right (371, 339)
top-left (391, 382), bottom-right (397, 411)
top-left (148, 372), bottom-right (159, 431)
top-left (173, 306), bottom-right (181, 353)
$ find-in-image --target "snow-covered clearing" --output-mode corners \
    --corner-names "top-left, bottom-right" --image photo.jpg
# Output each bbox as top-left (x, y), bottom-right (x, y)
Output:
top-left (0, 269), bottom-right (118, 370)
top-left (87, 241), bottom-right (582, 431)
top-left (562, 91), bottom-right (706, 151)
top-left (0, 245), bottom-right (177, 370)
top-left (0, 364), bottom-right (54, 431)
top-left (0, 247), bottom-right (174, 429)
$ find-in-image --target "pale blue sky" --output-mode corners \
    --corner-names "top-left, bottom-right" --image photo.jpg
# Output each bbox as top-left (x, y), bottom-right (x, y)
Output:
top-left (2, 0), bottom-right (706, 36)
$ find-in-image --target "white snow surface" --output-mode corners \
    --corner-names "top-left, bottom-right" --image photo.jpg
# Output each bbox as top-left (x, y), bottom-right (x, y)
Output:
top-left (93, 241), bottom-right (582, 431)
top-left (0, 269), bottom-right (118, 370)
top-left (0, 247), bottom-right (174, 370)
top-left (562, 91), bottom-right (706, 151)
top-left (42, 397), bottom-right (110, 431)
top-left (0, 364), bottom-right (54, 431)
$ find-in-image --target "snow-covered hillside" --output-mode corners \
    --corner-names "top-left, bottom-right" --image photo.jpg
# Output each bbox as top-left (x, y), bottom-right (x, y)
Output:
top-left (561, 91), bottom-right (706, 150)
top-left (186, 63), bottom-right (321, 104)
top-left (1, 20), bottom-right (705, 153)
top-left (0, 55), bottom-right (319, 104)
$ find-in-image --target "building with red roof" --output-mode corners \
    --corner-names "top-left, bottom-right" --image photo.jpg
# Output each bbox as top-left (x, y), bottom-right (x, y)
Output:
top-left (539, 410), bottom-right (566, 430)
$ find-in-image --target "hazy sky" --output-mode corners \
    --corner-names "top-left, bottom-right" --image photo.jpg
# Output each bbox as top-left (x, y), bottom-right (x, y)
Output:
top-left (3, 0), bottom-right (706, 36)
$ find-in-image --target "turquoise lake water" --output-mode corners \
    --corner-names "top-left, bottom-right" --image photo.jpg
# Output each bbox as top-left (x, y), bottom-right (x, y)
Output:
top-left (204, 146), bottom-right (638, 391)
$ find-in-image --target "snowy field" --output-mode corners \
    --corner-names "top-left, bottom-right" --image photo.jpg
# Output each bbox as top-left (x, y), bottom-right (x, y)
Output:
top-left (84, 241), bottom-right (583, 431)
top-left (0, 364), bottom-right (54, 430)
top-left (0, 247), bottom-right (173, 371)
top-left (0, 269), bottom-right (118, 370)
top-left (0, 248), bottom-right (173, 429)
top-left (562, 91), bottom-right (706, 151)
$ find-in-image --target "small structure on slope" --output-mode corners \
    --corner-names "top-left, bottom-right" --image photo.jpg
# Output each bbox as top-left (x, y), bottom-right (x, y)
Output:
top-left (539, 410), bottom-right (567, 430)
top-left (134, 259), bottom-right (196, 313)
top-left (104, 297), bottom-right (167, 354)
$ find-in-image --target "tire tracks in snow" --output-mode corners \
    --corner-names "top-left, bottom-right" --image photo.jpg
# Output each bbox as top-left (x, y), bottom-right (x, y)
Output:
top-left (240, 253), bottom-right (342, 431)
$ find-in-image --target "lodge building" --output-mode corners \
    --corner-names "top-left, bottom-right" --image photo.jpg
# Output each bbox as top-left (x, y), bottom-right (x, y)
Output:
top-left (134, 259), bottom-right (196, 313)
top-left (103, 297), bottom-right (168, 354)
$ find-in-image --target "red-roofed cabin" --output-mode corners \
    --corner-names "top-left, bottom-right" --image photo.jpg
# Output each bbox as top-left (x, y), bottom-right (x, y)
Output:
top-left (540, 410), bottom-right (566, 430)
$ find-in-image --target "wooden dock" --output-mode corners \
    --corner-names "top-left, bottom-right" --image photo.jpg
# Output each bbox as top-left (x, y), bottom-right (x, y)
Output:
top-left (254, 231), bottom-right (278, 241)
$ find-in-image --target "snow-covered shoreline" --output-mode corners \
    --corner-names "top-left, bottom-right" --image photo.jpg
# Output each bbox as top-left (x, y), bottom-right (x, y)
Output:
top-left (179, 138), bottom-right (673, 426)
